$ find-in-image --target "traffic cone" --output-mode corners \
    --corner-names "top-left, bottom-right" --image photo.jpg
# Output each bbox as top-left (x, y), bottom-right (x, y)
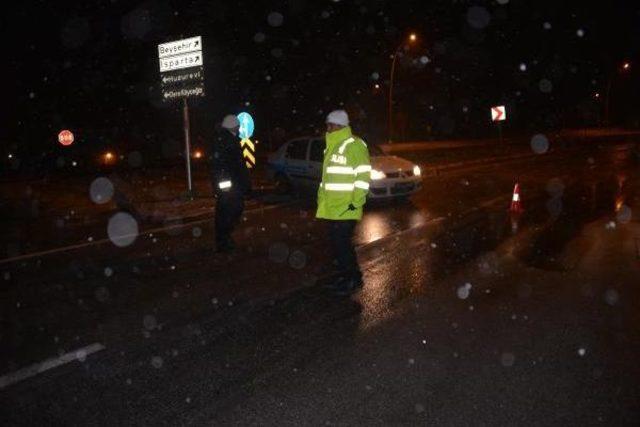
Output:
top-left (509, 182), bottom-right (523, 214)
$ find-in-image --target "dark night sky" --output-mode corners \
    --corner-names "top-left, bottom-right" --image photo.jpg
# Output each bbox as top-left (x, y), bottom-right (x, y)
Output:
top-left (3, 0), bottom-right (640, 162)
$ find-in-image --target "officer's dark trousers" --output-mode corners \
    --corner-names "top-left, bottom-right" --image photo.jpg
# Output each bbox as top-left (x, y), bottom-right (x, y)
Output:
top-left (328, 220), bottom-right (362, 281)
top-left (215, 192), bottom-right (244, 248)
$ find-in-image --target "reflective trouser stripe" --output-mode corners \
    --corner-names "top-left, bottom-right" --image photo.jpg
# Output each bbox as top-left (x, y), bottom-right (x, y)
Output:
top-left (324, 183), bottom-right (355, 191)
top-left (354, 180), bottom-right (370, 190)
top-left (326, 166), bottom-right (355, 175)
top-left (218, 180), bottom-right (232, 189)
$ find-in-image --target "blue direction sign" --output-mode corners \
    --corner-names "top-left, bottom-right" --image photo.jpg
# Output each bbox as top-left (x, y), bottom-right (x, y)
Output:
top-left (237, 112), bottom-right (254, 139)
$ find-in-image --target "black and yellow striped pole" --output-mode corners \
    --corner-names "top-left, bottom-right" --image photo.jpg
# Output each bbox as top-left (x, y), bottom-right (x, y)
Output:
top-left (240, 138), bottom-right (255, 168)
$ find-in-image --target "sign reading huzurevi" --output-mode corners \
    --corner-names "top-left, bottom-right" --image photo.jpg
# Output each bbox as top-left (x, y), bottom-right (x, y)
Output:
top-left (161, 67), bottom-right (204, 86)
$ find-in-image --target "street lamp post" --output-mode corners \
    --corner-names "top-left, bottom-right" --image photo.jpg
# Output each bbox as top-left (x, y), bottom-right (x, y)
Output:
top-left (388, 33), bottom-right (417, 143)
top-left (604, 61), bottom-right (631, 126)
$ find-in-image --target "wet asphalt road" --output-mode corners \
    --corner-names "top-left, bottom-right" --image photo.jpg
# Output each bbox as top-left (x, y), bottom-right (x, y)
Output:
top-left (1, 138), bottom-right (640, 425)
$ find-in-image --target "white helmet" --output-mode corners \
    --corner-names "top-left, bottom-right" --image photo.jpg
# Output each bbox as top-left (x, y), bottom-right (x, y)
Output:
top-left (326, 110), bottom-right (349, 127)
top-left (221, 114), bottom-right (240, 129)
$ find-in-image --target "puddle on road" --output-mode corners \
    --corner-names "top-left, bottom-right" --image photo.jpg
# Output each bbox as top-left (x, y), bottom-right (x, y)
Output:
top-left (356, 199), bottom-right (434, 246)
top-left (517, 171), bottom-right (636, 271)
top-left (355, 167), bottom-right (637, 329)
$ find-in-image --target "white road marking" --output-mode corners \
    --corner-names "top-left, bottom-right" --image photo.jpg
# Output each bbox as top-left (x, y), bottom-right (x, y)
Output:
top-left (0, 202), bottom-right (295, 265)
top-left (0, 342), bottom-right (105, 390)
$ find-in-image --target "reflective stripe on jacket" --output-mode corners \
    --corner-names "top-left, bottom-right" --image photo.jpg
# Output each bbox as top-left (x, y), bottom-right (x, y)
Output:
top-left (209, 129), bottom-right (251, 196)
top-left (316, 126), bottom-right (371, 221)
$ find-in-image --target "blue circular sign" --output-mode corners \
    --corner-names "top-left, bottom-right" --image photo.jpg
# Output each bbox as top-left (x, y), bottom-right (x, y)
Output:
top-left (237, 112), bottom-right (254, 139)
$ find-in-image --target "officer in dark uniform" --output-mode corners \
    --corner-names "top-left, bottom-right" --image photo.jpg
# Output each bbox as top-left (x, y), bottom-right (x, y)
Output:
top-left (210, 114), bottom-right (251, 253)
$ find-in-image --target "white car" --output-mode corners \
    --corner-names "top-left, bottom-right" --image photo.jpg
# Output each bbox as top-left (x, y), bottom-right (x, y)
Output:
top-left (267, 136), bottom-right (422, 198)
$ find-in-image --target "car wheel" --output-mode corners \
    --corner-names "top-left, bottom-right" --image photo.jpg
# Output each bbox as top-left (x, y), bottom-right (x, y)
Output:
top-left (274, 173), bottom-right (292, 195)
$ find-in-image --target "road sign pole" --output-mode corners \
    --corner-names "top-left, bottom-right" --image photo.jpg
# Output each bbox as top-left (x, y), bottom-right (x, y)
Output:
top-left (182, 97), bottom-right (194, 198)
top-left (497, 121), bottom-right (503, 143)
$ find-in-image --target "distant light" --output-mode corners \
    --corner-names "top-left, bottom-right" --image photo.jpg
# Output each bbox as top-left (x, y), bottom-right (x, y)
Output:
top-left (72, 161), bottom-right (78, 167)
top-left (576, 29), bottom-right (585, 37)
top-left (615, 196), bottom-right (624, 212)
top-left (413, 165), bottom-right (421, 177)
top-left (103, 152), bottom-right (115, 164)
top-left (374, 83), bottom-right (380, 89)
top-left (193, 150), bottom-right (203, 159)
top-left (519, 63), bottom-right (527, 71)
top-left (7, 154), bottom-right (12, 159)
top-left (409, 33), bottom-right (417, 42)
top-left (594, 92), bottom-right (600, 98)
top-left (623, 62), bottom-right (631, 70)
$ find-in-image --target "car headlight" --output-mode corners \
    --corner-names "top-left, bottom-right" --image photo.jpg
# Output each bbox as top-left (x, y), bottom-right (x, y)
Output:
top-left (413, 165), bottom-right (421, 177)
top-left (370, 169), bottom-right (386, 180)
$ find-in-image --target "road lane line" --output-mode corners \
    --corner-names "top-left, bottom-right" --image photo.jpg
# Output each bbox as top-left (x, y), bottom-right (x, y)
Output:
top-left (0, 202), bottom-right (296, 265)
top-left (0, 343), bottom-right (105, 390)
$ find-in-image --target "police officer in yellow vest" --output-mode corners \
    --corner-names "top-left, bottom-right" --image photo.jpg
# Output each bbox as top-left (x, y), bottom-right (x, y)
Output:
top-left (316, 110), bottom-right (371, 295)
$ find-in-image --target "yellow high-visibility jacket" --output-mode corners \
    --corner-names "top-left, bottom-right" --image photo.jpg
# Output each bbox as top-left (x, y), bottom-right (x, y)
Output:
top-left (316, 126), bottom-right (371, 221)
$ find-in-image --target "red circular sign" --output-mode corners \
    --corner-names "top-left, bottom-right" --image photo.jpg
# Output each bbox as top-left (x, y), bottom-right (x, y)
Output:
top-left (58, 130), bottom-right (74, 146)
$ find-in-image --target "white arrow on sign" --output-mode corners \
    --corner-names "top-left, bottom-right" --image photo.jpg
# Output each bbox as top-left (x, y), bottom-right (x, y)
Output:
top-left (159, 51), bottom-right (203, 73)
top-left (158, 36), bottom-right (202, 59)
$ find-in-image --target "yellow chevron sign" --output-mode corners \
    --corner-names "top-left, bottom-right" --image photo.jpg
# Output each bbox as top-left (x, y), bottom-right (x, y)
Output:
top-left (240, 138), bottom-right (255, 151)
top-left (240, 138), bottom-right (255, 168)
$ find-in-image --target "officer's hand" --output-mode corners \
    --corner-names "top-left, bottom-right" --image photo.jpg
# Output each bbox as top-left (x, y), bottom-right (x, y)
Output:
top-left (348, 203), bottom-right (356, 211)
